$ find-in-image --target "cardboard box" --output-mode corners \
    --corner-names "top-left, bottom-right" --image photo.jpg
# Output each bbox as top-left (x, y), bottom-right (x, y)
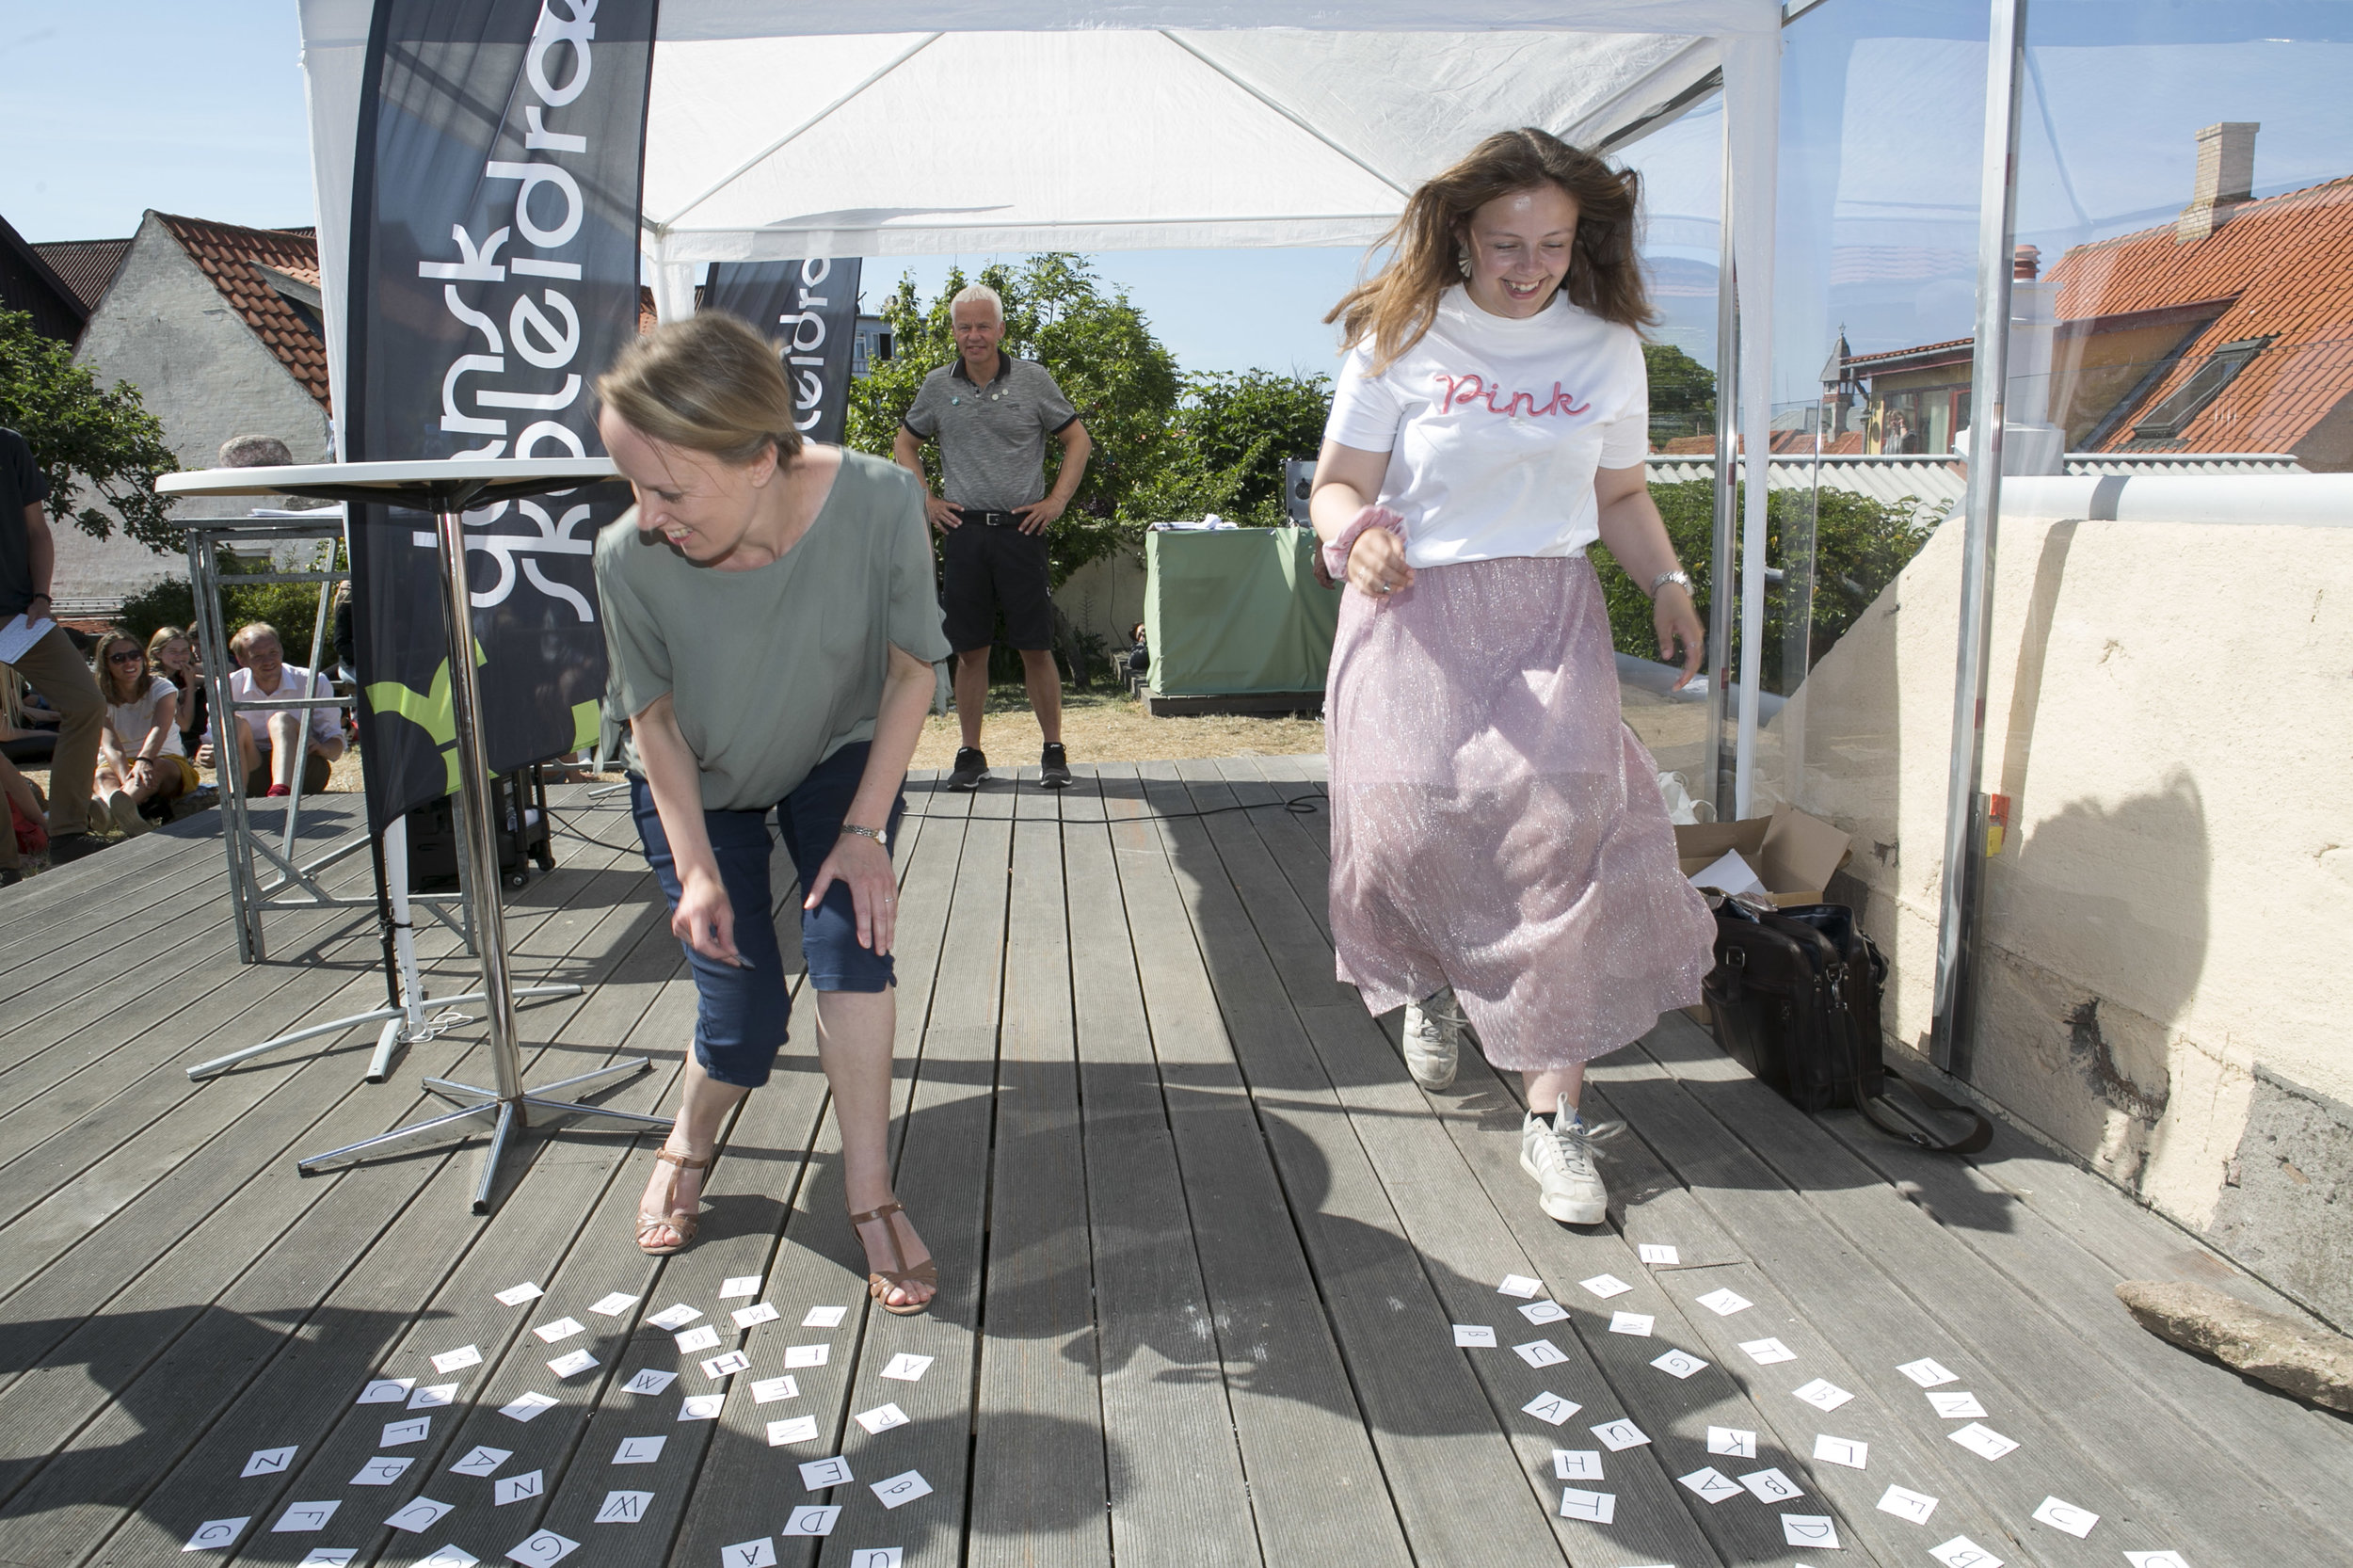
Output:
top-left (1673, 806), bottom-right (1851, 907)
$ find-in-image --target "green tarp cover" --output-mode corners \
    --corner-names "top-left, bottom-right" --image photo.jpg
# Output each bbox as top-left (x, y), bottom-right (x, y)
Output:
top-left (1145, 526), bottom-right (1339, 696)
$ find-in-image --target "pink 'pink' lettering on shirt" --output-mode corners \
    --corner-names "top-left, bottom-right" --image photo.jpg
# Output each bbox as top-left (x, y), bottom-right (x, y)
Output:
top-left (1432, 372), bottom-right (1591, 419)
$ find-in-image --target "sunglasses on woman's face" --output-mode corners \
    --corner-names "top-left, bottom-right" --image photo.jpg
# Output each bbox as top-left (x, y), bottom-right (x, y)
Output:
top-left (108, 650), bottom-right (144, 665)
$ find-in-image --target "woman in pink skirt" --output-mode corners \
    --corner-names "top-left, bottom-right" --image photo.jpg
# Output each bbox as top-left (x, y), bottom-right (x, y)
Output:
top-left (1310, 127), bottom-right (1717, 1225)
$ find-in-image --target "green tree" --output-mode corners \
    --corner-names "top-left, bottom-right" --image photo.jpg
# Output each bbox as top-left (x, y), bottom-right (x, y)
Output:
top-left (1592, 478), bottom-right (1941, 689)
top-left (845, 255), bottom-right (1180, 584)
top-left (0, 308), bottom-right (181, 551)
top-left (1643, 342), bottom-right (1715, 448)
top-left (1118, 369), bottom-right (1332, 530)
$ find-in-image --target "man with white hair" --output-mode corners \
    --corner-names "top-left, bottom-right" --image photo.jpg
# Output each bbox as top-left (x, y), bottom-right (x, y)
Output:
top-left (894, 282), bottom-right (1092, 791)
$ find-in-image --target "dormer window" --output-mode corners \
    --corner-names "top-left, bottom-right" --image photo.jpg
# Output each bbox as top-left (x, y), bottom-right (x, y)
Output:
top-left (2129, 336), bottom-right (2271, 439)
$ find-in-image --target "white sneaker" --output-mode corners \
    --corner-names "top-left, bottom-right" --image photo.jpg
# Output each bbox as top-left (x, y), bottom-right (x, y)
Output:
top-left (1521, 1106), bottom-right (1609, 1225)
top-left (1401, 985), bottom-right (1468, 1091)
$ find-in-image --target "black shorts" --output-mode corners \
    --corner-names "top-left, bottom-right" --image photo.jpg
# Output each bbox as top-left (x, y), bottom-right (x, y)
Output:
top-left (940, 511), bottom-right (1054, 653)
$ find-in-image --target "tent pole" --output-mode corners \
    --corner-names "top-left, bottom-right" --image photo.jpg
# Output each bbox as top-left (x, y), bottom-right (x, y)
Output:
top-left (1723, 37), bottom-right (1777, 820)
top-left (1704, 104), bottom-right (1738, 816)
top-left (1929, 0), bottom-right (2031, 1078)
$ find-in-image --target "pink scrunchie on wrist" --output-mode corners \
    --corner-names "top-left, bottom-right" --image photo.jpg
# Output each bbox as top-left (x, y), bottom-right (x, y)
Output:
top-left (1320, 505), bottom-right (1406, 581)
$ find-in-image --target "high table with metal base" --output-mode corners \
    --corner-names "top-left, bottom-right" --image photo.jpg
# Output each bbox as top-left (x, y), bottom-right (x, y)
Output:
top-left (157, 458), bottom-right (671, 1210)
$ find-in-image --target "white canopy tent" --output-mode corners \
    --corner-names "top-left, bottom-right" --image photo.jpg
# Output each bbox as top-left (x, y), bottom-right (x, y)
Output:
top-left (294, 0), bottom-right (1784, 805)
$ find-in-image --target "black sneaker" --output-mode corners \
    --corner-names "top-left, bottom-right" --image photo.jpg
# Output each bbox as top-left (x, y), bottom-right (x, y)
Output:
top-left (1039, 742), bottom-right (1073, 790)
top-left (47, 832), bottom-right (105, 865)
top-left (948, 746), bottom-right (989, 792)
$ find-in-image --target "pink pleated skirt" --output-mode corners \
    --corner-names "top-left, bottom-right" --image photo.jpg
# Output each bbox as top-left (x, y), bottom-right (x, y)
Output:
top-left (1324, 553), bottom-right (1717, 1071)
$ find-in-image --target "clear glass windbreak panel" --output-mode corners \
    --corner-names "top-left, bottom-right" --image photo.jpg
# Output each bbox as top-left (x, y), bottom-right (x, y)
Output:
top-left (1964, 0), bottom-right (2353, 1176)
top-left (1614, 94), bottom-right (1723, 812)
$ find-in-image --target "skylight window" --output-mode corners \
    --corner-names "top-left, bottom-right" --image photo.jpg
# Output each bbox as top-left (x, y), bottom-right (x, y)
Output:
top-left (2130, 337), bottom-right (2271, 439)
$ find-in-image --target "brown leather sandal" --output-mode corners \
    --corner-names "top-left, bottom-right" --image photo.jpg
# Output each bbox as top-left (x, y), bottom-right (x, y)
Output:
top-left (636, 1145), bottom-right (710, 1256)
top-left (849, 1200), bottom-right (937, 1316)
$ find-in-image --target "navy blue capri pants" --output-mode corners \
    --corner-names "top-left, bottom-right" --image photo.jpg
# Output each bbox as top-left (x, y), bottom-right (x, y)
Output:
top-left (631, 740), bottom-right (905, 1090)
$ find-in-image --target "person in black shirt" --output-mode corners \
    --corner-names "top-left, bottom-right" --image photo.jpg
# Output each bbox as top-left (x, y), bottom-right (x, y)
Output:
top-left (0, 427), bottom-right (106, 863)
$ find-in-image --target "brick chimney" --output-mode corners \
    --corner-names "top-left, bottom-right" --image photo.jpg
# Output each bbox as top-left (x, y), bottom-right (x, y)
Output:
top-left (2175, 121), bottom-right (2259, 243)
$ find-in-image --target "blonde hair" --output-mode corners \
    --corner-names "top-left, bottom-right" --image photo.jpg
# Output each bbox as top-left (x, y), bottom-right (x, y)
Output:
top-left (146, 625), bottom-right (193, 670)
top-left (92, 630), bottom-right (154, 706)
top-left (596, 312), bottom-right (802, 466)
top-left (1328, 127), bottom-right (1656, 373)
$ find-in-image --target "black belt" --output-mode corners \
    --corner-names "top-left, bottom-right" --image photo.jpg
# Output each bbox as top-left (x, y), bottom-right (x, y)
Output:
top-left (954, 507), bottom-right (1025, 528)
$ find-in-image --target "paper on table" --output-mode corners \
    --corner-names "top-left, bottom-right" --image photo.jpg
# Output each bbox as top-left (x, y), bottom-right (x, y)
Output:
top-left (494, 1471), bottom-right (545, 1506)
top-left (1792, 1377), bottom-right (1853, 1411)
top-left (621, 1369), bottom-right (677, 1397)
top-left (646, 1304), bottom-right (702, 1330)
top-left (1650, 1349), bottom-right (1707, 1379)
top-left (1496, 1273), bottom-right (1543, 1298)
top-left (500, 1391), bottom-right (558, 1422)
top-left (1812, 1433), bottom-right (1868, 1469)
top-left (1689, 847), bottom-right (1763, 895)
top-left (1706, 1427), bottom-right (1756, 1459)
top-left (1638, 1243), bottom-right (1680, 1266)
top-left (1676, 1466), bottom-right (1743, 1504)
top-left (679, 1395), bottom-right (725, 1421)
top-left (872, 1469), bottom-right (934, 1510)
top-left (408, 1384), bottom-right (457, 1409)
top-left (1928, 1391), bottom-right (1986, 1419)
top-left (1451, 1324), bottom-right (1497, 1348)
top-left (1557, 1486), bottom-right (1616, 1524)
top-left (799, 1456), bottom-right (854, 1489)
top-left (350, 1457), bottom-right (414, 1486)
top-left (242, 1446), bottom-right (297, 1477)
top-left (1514, 1339), bottom-right (1569, 1368)
top-left (1693, 1287), bottom-right (1752, 1317)
top-left (784, 1506), bottom-right (841, 1536)
top-left (1947, 1422), bottom-right (2018, 1461)
top-left (504, 1528), bottom-right (580, 1565)
top-left (612, 1436), bottom-right (665, 1464)
top-left (183, 1518), bottom-right (250, 1553)
top-left (532, 1317), bottom-right (585, 1344)
top-left (785, 1344), bottom-right (830, 1368)
top-left (547, 1349), bottom-right (599, 1379)
top-left (495, 1283), bottom-right (545, 1306)
top-left (384, 1496), bottom-right (456, 1533)
top-left (673, 1325), bottom-right (722, 1354)
top-left (1609, 1311), bottom-right (1653, 1336)
top-left (431, 1346), bottom-right (482, 1374)
top-left (802, 1305), bottom-right (848, 1328)
top-left (855, 1402), bottom-right (911, 1434)
top-left (588, 1292), bottom-right (641, 1317)
top-left (1578, 1274), bottom-right (1632, 1299)
top-left (731, 1303), bottom-right (781, 1329)
top-left (1518, 1300), bottom-right (1570, 1324)
top-left (1521, 1392), bottom-right (1579, 1426)
top-left (381, 1417), bottom-right (432, 1447)
top-left (721, 1540), bottom-right (776, 1568)
top-left (880, 1352), bottom-right (933, 1382)
top-left (767, 1416), bottom-right (820, 1446)
top-left (1590, 1419), bottom-right (1650, 1451)
top-left (448, 1446), bottom-right (513, 1478)
top-left (719, 1276), bottom-right (761, 1299)
top-left (2031, 1496), bottom-right (2099, 1539)
top-left (358, 1379), bottom-right (415, 1404)
top-left (752, 1375), bottom-right (800, 1403)
top-left (1878, 1484), bottom-right (1939, 1524)
top-left (1783, 1515), bottom-right (1840, 1550)
top-left (1928, 1535), bottom-right (2004, 1568)
top-left (1738, 1336), bottom-right (1797, 1365)
top-left (1740, 1467), bottom-right (1803, 1504)
top-left (1552, 1449), bottom-right (1603, 1480)
top-left (0, 616), bottom-right (56, 664)
top-left (1898, 1356), bottom-right (1960, 1387)
top-left (596, 1491), bottom-right (652, 1525)
top-left (270, 1501), bottom-right (340, 1532)
top-left (700, 1351), bottom-right (751, 1379)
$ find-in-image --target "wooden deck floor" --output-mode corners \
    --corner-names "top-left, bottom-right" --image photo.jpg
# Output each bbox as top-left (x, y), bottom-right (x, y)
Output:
top-left (1, 760), bottom-right (2346, 1568)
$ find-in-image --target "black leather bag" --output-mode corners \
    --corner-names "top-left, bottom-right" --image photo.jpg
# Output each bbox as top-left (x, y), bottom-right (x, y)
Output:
top-left (1703, 897), bottom-right (1992, 1154)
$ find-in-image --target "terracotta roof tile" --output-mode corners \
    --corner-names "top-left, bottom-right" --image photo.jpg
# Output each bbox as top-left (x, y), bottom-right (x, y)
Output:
top-left (153, 213), bottom-right (332, 413)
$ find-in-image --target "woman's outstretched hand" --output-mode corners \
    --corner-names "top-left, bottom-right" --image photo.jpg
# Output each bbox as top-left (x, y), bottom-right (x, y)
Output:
top-left (1656, 583), bottom-right (1705, 690)
top-left (806, 832), bottom-right (897, 954)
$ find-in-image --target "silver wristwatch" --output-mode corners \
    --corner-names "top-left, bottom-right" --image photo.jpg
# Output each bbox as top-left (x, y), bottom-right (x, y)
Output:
top-left (1650, 568), bottom-right (1693, 599)
top-left (840, 823), bottom-right (888, 849)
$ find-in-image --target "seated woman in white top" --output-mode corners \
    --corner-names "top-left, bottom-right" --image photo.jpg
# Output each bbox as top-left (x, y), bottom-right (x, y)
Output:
top-left (90, 630), bottom-right (196, 836)
top-left (194, 622), bottom-right (344, 797)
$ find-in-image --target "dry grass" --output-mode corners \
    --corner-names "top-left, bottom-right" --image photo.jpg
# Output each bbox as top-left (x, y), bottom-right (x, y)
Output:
top-left (910, 686), bottom-right (1324, 770)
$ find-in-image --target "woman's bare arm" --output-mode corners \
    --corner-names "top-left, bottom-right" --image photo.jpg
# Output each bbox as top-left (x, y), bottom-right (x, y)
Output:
top-left (1593, 463), bottom-right (1705, 686)
top-left (631, 693), bottom-right (738, 963)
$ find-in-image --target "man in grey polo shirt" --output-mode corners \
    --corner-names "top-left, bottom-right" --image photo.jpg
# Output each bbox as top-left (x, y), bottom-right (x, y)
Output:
top-left (894, 283), bottom-right (1092, 792)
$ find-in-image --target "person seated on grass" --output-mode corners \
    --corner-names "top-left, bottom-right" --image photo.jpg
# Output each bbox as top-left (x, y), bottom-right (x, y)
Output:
top-left (194, 622), bottom-right (343, 797)
top-left (0, 750), bottom-right (43, 887)
top-left (89, 630), bottom-right (196, 836)
top-left (147, 626), bottom-right (208, 760)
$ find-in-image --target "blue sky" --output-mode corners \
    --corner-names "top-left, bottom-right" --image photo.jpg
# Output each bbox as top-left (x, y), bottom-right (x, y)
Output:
top-left (5, 1), bottom-right (2347, 392)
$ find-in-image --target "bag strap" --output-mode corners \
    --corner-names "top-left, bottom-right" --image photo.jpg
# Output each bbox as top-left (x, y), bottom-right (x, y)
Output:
top-left (1857, 1072), bottom-right (1994, 1155)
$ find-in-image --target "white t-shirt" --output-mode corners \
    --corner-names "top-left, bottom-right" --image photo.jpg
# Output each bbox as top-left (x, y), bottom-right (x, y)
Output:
top-left (1323, 286), bottom-right (1650, 568)
top-left (106, 677), bottom-right (184, 758)
top-left (210, 664), bottom-right (343, 751)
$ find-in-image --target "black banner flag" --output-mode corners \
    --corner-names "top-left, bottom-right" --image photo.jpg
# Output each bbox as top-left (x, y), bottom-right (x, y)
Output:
top-left (701, 258), bottom-right (864, 446)
top-left (344, 0), bottom-right (657, 834)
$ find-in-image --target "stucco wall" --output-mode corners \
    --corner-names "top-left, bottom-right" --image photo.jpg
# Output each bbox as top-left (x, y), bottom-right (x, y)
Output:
top-left (54, 213), bottom-right (332, 600)
top-left (1766, 498), bottom-right (2353, 1325)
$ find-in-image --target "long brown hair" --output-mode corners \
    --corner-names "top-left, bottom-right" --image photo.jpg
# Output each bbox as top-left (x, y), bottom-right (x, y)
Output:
top-left (92, 630), bottom-right (154, 706)
top-left (1328, 127), bottom-right (1656, 373)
